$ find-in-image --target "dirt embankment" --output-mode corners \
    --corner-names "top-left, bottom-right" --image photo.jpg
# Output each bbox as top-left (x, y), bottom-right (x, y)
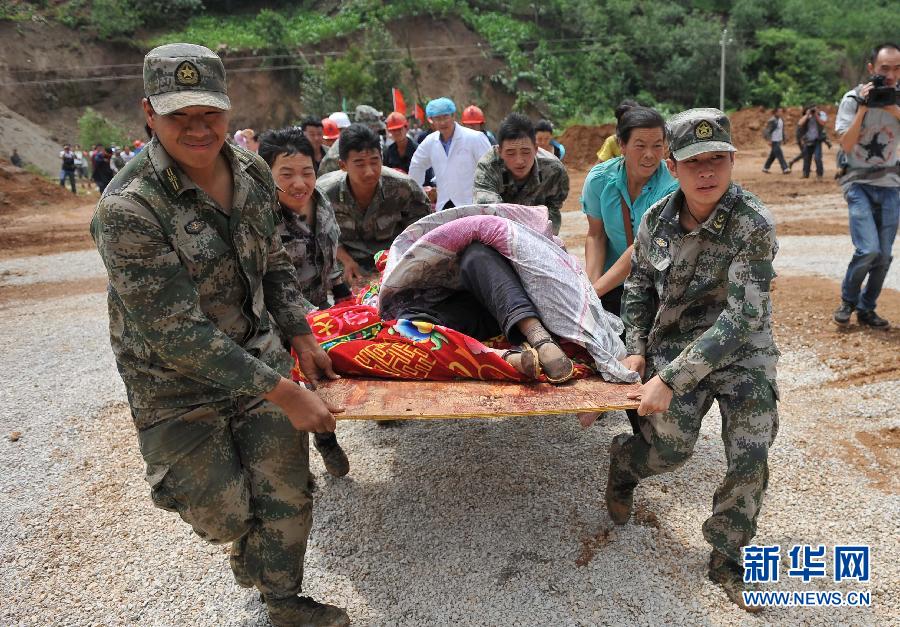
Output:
top-left (0, 159), bottom-right (93, 258)
top-left (558, 124), bottom-right (616, 169)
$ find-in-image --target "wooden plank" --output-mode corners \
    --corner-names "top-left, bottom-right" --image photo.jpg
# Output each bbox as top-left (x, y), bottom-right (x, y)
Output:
top-left (316, 377), bottom-right (641, 421)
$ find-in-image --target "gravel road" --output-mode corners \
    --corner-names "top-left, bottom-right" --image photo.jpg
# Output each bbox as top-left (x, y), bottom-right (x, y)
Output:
top-left (1, 238), bottom-right (897, 625)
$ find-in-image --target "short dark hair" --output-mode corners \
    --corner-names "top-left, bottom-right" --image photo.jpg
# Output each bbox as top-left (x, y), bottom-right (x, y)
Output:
top-left (339, 124), bottom-right (381, 161)
top-left (258, 127), bottom-right (315, 168)
top-left (870, 42), bottom-right (899, 64)
top-left (534, 119), bottom-right (554, 134)
top-left (300, 116), bottom-right (323, 131)
top-left (616, 106), bottom-right (666, 144)
top-left (498, 113), bottom-right (536, 144)
top-left (614, 99), bottom-right (640, 123)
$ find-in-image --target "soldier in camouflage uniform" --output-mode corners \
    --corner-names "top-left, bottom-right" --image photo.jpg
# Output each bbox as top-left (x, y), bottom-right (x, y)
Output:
top-left (90, 44), bottom-right (349, 627)
top-left (318, 123), bottom-right (432, 284)
top-left (258, 127), bottom-right (352, 479)
top-left (606, 109), bottom-right (779, 613)
top-left (473, 112), bottom-right (570, 234)
top-left (317, 104), bottom-right (386, 177)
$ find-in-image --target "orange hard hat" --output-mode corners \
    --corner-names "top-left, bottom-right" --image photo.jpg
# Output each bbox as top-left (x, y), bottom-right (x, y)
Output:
top-left (385, 111), bottom-right (408, 130)
top-left (322, 118), bottom-right (340, 140)
top-left (461, 105), bottom-right (485, 124)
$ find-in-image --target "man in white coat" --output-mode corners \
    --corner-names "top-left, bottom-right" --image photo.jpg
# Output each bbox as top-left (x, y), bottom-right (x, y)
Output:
top-left (408, 97), bottom-right (493, 210)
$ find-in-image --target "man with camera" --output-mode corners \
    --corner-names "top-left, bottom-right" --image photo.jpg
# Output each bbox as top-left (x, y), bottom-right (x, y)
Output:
top-left (833, 43), bottom-right (900, 328)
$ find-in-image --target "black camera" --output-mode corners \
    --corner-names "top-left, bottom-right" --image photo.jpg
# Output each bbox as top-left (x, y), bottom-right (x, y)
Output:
top-left (866, 74), bottom-right (898, 108)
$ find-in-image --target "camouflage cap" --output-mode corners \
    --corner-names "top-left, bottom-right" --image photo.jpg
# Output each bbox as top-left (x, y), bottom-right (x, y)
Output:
top-left (143, 43), bottom-right (230, 116)
top-left (354, 104), bottom-right (385, 130)
top-left (667, 108), bottom-right (736, 161)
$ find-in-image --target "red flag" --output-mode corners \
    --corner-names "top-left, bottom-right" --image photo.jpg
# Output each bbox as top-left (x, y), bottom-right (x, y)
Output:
top-left (392, 88), bottom-right (407, 115)
top-left (415, 102), bottom-right (425, 123)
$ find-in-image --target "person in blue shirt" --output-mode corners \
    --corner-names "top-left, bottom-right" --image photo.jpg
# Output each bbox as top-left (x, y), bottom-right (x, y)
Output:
top-left (582, 105), bottom-right (677, 434)
top-left (583, 105), bottom-right (678, 313)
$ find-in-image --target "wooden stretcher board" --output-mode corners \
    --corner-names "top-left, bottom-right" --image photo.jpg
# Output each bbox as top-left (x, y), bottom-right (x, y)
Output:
top-left (317, 377), bottom-right (641, 420)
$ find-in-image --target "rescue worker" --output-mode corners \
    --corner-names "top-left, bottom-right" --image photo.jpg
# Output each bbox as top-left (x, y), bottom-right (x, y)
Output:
top-left (90, 43), bottom-right (349, 627)
top-left (299, 116), bottom-right (326, 172)
top-left (472, 112), bottom-right (570, 234)
top-left (408, 97), bottom-right (492, 210)
top-left (602, 109), bottom-right (779, 613)
top-left (321, 117), bottom-right (340, 150)
top-left (317, 123), bottom-right (432, 284)
top-left (535, 119), bottom-right (565, 161)
top-left (461, 104), bottom-right (497, 145)
top-left (258, 127), bottom-right (352, 479)
top-left (383, 111), bottom-right (418, 173)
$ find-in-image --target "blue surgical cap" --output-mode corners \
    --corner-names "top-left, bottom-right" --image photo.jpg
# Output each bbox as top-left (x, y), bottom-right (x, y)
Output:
top-left (425, 97), bottom-right (457, 118)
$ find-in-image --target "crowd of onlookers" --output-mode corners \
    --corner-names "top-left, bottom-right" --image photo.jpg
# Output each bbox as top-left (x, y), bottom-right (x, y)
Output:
top-left (53, 141), bottom-right (148, 194)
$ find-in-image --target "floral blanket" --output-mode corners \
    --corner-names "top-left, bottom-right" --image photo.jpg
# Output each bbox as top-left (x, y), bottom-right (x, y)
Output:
top-left (293, 204), bottom-right (639, 384)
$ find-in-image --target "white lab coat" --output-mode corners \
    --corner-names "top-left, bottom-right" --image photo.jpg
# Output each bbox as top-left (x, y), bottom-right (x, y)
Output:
top-left (408, 123), bottom-right (492, 209)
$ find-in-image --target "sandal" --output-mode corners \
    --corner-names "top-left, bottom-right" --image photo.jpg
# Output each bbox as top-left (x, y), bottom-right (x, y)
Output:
top-left (527, 338), bottom-right (576, 384)
top-left (502, 345), bottom-right (541, 380)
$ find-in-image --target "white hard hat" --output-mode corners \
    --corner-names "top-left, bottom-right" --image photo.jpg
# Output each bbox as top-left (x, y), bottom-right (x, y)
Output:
top-left (329, 112), bottom-right (352, 129)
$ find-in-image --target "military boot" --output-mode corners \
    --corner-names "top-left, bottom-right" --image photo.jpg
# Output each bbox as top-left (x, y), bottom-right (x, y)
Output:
top-left (708, 549), bottom-right (763, 614)
top-left (229, 539), bottom-right (253, 589)
top-left (313, 432), bottom-right (350, 477)
top-left (605, 434), bottom-right (637, 525)
top-left (264, 594), bottom-right (350, 627)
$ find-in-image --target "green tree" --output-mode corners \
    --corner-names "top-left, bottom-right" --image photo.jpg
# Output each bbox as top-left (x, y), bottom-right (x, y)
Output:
top-left (90, 0), bottom-right (141, 39)
top-left (744, 28), bottom-right (841, 106)
top-left (78, 108), bottom-right (128, 150)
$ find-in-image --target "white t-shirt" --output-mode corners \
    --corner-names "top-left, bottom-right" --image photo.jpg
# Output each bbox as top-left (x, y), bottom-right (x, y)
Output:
top-left (835, 86), bottom-right (900, 189)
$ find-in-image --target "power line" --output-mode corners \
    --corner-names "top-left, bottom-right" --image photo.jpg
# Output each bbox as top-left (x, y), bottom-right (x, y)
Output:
top-left (0, 40), bottom-right (721, 87)
top-left (2, 35), bottom-right (719, 78)
top-left (2, 36), bottom-right (609, 76)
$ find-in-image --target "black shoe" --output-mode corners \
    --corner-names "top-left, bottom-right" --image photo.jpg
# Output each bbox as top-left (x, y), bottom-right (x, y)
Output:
top-left (857, 309), bottom-right (890, 329)
top-left (313, 433), bottom-right (350, 477)
top-left (833, 301), bottom-right (854, 325)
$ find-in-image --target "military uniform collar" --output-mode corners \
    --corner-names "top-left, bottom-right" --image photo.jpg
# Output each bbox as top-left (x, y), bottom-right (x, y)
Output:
top-left (659, 183), bottom-right (741, 236)
top-left (149, 136), bottom-right (248, 198)
top-left (148, 137), bottom-right (197, 197)
top-left (338, 171), bottom-right (383, 208)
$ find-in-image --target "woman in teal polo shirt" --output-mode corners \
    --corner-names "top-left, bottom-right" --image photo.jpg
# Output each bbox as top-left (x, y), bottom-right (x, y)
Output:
top-left (582, 105), bottom-right (678, 316)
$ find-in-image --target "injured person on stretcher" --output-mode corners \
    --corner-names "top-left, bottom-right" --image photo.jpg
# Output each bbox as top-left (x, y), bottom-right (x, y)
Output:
top-left (388, 241), bottom-right (579, 383)
top-left (355, 203), bottom-right (640, 386)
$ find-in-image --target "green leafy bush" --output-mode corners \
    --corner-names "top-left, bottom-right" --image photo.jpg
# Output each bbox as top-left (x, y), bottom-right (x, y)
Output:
top-left (78, 107), bottom-right (128, 150)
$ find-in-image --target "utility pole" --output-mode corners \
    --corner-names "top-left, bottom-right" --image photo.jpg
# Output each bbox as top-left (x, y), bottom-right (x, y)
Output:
top-left (719, 28), bottom-right (733, 111)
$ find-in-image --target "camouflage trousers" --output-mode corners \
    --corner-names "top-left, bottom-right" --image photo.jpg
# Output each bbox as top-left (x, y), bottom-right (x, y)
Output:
top-left (134, 397), bottom-right (311, 597)
top-left (609, 365), bottom-right (779, 563)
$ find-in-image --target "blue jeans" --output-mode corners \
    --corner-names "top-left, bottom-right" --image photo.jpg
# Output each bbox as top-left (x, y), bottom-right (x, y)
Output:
top-left (840, 183), bottom-right (900, 311)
